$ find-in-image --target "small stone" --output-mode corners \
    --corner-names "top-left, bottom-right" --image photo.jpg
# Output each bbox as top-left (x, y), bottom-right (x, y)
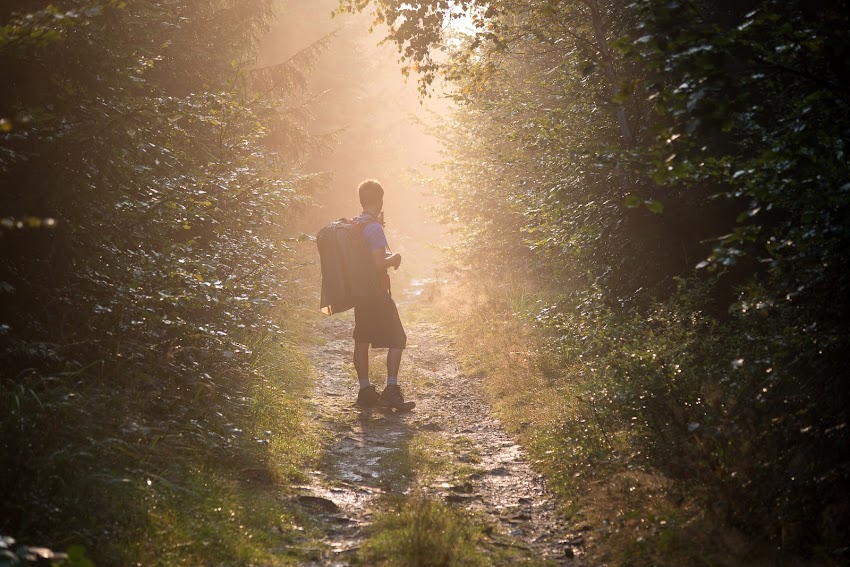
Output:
top-left (506, 510), bottom-right (531, 522)
top-left (445, 493), bottom-right (478, 503)
top-left (296, 495), bottom-right (340, 513)
top-left (564, 546), bottom-right (575, 558)
top-left (449, 482), bottom-right (474, 494)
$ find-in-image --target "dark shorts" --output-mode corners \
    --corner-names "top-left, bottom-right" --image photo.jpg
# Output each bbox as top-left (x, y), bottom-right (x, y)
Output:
top-left (353, 293), bottom-right (407, 349)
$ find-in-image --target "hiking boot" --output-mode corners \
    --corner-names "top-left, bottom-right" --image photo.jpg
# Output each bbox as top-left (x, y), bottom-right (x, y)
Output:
top-left (356, 384), bottom-right (381, 408)
top-left (378, 384), bottom-right (416, 411)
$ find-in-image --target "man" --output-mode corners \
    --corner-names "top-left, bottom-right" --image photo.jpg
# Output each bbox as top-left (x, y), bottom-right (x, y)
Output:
top-left (352, 179), bottom-right (415, 411)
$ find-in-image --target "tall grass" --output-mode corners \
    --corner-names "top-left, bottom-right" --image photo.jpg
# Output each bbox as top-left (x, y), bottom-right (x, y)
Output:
top-left (430, 274), bottom-right (833, 566)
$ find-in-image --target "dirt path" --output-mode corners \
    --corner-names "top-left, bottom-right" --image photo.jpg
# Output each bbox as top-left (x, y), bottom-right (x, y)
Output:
top-left (296, 296), bottom-right (588, 565)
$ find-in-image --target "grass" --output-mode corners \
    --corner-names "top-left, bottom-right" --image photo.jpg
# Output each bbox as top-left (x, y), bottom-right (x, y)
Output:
top-left (376, 431), bottom-right (482, 491)
top-left (358, 493), bottom-right (554, 567)
top-left (126, 466), bottom-right (325, 566)
top-left (118, 321), bottom-right (327, 565)
top-left (357, 496), bottom-right (489, 567)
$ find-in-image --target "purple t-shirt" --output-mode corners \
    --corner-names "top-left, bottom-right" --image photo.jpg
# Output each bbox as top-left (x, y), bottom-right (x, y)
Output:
top-left (354, 213), bottom-right (388, 252)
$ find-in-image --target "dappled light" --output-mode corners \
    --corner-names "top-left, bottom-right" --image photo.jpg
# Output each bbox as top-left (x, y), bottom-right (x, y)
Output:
top-left (2, 0), bottom-right (848, 565)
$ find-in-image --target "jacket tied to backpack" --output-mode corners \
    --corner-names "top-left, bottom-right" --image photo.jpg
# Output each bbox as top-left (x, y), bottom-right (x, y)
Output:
top-left (317, 217), bottom-right (386, 315)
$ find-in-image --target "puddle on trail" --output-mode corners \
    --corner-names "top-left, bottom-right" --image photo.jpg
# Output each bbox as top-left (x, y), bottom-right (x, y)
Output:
top-left (296, 300), bottom-right (588, 566)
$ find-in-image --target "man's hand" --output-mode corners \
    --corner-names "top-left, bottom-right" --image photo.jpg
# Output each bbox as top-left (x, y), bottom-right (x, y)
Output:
top-left (372, 250), bottom-right (402, 271)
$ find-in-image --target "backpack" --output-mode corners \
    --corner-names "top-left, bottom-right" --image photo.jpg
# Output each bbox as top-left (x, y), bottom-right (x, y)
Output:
top-left (316, 217), bottom-right (382, 314)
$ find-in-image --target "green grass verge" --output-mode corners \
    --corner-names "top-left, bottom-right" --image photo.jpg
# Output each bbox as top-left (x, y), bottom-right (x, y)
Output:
top-left (357, 496), bottom-right (488, 567)
top-left (126, 467), bottom-right (324, 566)
top-left (120, 333), bottom-right (325, 565)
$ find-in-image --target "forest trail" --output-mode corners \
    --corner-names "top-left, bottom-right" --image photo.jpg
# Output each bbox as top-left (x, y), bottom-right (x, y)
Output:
top-left (295, 284), bottom-right (589, 565)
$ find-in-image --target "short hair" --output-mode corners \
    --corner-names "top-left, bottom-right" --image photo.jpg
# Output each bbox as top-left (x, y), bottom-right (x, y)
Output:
top-left (358, 179), bottom-right (384, 207)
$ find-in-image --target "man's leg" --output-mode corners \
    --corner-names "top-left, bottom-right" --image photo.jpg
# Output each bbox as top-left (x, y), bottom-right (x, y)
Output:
top-left (374, 293), bottom-right (413, 410)
top-left (354, 341), bottom-right (381, 407)
top-left (379, 346), bottom-right (413, 410)
top-left (354, 341), bottom-right (370, 388)
top-left (386, 348), bottom-right (402, 386)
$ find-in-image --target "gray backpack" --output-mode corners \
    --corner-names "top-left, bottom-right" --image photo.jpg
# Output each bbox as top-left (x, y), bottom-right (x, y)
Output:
top-left (316, 218), bottom-right (381, 314)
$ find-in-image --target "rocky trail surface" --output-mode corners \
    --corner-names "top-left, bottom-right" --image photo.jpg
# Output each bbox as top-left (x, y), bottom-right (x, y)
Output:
top-left (295, 293), bottom-right (589, 565)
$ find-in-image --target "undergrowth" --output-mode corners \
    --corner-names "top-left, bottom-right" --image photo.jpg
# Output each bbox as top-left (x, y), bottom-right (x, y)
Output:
top-left (1, 303), bottom-right (324, 565)
top-left (429, 274), bottom-right (840, 567)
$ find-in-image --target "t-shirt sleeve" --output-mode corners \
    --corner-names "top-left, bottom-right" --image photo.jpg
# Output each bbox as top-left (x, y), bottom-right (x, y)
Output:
top-left (361, 222), bottom-right (389, 252)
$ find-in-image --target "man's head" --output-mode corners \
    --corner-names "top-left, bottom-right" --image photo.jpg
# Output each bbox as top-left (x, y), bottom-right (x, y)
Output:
top-left (358, 179), bottom-right (384, 211)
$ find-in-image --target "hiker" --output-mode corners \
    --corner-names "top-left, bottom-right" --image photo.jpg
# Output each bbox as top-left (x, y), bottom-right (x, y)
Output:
top-left (351, 179), bottom-right (415, 411)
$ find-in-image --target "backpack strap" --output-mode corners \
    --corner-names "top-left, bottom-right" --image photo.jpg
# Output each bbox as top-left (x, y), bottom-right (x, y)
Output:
top-left (352, 215), bottom-right (391, 293)
top-left (352, 214), bottom-right (380, 231)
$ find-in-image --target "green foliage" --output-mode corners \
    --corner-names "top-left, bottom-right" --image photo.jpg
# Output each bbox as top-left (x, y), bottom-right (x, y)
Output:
top-left (530, 274), bottom-right (850, 561)
top-left (350, 0), bottom-right (850, 560)
top-left (335, 0), bottom-right (482, 97)
top-left (0, 0), bottom-right (329, 562)
top-left (534, 278), bottom-right (729, 483)
top-left (631, 0), bottom-right (850, 551)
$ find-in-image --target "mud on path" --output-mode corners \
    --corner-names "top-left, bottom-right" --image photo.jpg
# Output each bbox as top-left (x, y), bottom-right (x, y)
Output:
top-left (297, 299), bottom-right (589, 566)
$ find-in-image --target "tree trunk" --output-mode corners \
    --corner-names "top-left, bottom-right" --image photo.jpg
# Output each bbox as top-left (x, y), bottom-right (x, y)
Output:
top-left (586, 0), bottom-right (634, 147)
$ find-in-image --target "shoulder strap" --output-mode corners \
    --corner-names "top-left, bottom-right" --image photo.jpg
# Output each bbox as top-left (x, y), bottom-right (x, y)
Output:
top-left (352, 215), bottom-right (380, 232)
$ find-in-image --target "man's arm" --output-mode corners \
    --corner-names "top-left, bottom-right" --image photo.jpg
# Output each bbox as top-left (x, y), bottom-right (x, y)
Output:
top-left (372, 249), bottom-right (401, 271)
